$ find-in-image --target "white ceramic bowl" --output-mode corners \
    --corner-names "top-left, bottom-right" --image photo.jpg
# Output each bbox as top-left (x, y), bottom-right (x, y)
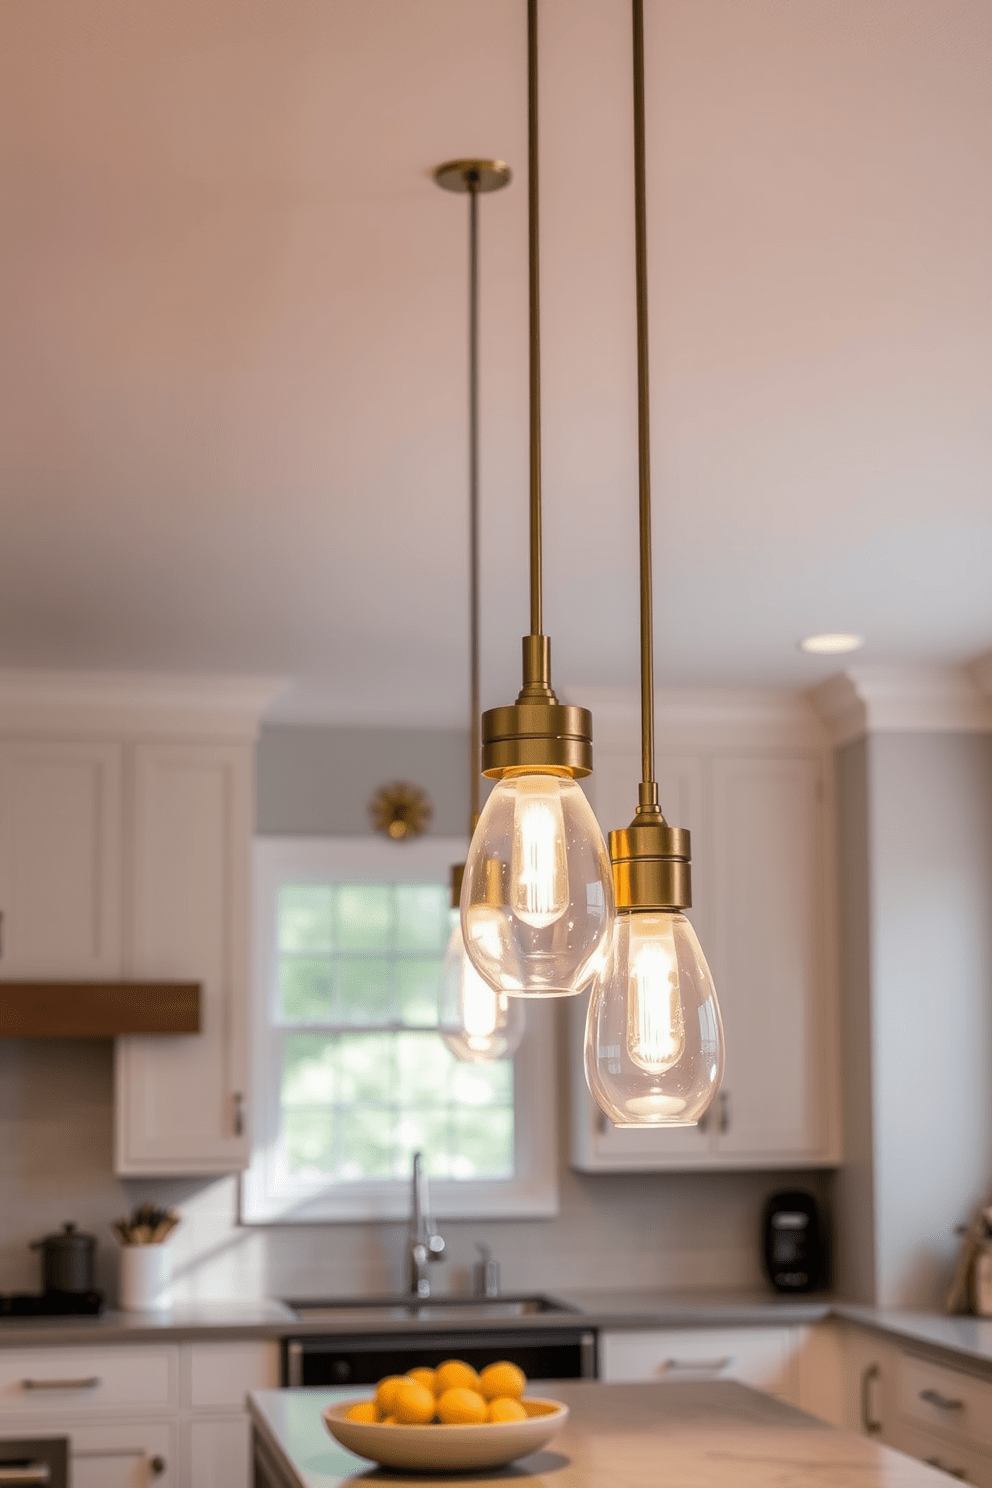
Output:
top-left (322, 1396), bottom-right (569, 1472)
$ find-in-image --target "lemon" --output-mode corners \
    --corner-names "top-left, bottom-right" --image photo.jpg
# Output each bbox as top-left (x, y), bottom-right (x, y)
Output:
top-left (406, 1366), bottom-right (437, 1394)
top-left (346, 1400), bottom-right (379, 1423)
top-left (488, 1397), bottom-right (527, 1423)
top-left (436, 1386), bottom-right (488, 1425)
top-left (434, 1359), bottom-right (480, 1396)
top-left (478, 1360), bottom-right (527, 1401)
top-left (374, 1375), bottom-right (406, 1415)
top-left (393, 1379), bottom-right (437, 1425)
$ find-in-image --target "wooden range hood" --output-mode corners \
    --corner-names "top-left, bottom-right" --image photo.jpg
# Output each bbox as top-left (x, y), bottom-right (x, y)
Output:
top-left (0, 982), bottom-right (200, 1038)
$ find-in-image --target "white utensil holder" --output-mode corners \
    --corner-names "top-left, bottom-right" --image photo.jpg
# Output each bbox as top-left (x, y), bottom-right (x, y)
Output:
top-left (119, 1244), bottom-right (171, 1311)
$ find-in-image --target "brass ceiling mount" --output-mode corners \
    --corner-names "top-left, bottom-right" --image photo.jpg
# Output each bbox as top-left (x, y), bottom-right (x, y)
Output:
top-left (368, 782), bottom-right (433, 841)
top-left (433, 159), bottom-right (512, 194)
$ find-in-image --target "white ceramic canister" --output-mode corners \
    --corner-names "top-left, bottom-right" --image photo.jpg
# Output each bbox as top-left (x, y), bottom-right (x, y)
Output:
top-left (118, 1244), bottom-right (172, 1311)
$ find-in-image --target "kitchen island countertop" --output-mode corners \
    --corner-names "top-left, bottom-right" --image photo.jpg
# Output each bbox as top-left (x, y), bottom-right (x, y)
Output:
top-left (249, 1379), bottom-right (950, 1488)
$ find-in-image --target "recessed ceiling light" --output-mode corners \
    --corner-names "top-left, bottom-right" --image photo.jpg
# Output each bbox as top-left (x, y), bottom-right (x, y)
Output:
top-left (799, 633), bottom-right (864, 655)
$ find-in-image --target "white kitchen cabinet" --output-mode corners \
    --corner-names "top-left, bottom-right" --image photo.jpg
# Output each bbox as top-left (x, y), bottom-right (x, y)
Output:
top-left (0, 1339), bottom-right (279, 1488)
top-left (115, 742), bottom-right (254, 1175)
top-left (571, 741), bottom-right (840, 1171)
top-left (0, 738), bottom-right (123, 978)
top-left (598, 1326), bottom-right (800, 1402)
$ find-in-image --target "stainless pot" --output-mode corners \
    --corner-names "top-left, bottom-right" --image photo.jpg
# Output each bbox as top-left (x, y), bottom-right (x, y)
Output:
top-left (30, 1222), bottom-right (97, 1295)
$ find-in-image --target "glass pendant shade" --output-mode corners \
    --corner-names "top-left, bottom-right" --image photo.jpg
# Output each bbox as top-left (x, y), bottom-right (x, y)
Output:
top-left (439, 910), bottom-right (525, 1062)
top-left (461, 771), bottom-right (614, 997)
top-left (584, 910), bottom-right (724, 1125)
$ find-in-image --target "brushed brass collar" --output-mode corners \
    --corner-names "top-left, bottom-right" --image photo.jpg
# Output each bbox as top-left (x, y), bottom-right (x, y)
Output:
top-left (608, 812), bottom-right (692, 911)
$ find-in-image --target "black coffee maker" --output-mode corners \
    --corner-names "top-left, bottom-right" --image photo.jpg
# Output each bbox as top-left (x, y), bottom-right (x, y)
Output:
top-left (762, 1191), bottom-right (825, 1292)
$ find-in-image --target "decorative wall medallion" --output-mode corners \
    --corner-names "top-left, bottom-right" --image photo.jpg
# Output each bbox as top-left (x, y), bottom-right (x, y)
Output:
top-left (368, 781), bottom-right (433, 840)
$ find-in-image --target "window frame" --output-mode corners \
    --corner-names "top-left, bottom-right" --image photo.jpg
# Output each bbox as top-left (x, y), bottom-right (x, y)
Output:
top-left (241, 836), bottom-right (558, 1224)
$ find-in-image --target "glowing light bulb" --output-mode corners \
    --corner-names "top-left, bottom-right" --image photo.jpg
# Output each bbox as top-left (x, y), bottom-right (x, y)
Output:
top-left (461, 773), bottom-right (614, 998)
top-left (439, 912), bottom-right (525, 1063)
top-left (584, 911), bottom-right (724, 1126)
top-left (510, 775), bottom-right (568, 927)
top-left (626, 917), bottom-right (685, 1074)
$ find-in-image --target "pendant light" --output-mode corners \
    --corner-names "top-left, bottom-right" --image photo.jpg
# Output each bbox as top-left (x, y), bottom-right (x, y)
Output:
top-left (434, 159), bottom-right (525, 1063)
top-left (584, 0), bottom-right (724, 1126)
top-left (460, 0), bottom-right (615, 1000)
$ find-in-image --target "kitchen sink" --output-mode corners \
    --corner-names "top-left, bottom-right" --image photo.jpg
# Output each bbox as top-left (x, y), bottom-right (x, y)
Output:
top-left (282, 1293), bottom-right (581, 1325)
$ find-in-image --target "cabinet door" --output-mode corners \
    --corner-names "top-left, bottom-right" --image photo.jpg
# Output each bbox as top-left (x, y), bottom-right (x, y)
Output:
top-left (188, 1416), bottom-right (251, 1488)
top-left (709, 756), bottom-right (832, 1162)
top-left (114, 743), bottom-right (252, 1175)
top-left (571, 752), bottom-right (711, 1169)
top-left (0, 739), bottom-right (122, 978)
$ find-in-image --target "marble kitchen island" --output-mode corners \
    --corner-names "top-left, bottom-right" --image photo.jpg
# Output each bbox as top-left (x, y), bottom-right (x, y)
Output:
top-left (249, 1379), bottom-right (949, 1487)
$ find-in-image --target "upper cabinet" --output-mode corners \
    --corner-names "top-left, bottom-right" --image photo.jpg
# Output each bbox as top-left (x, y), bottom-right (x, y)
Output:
top-left (570, 692), bottom-right (842, 1172)
top-left (114, 741), bottom-right (254, 1176)
top-left (0, 671), bottom-right (276, 1177)
top-left (0, 738), bottom-right (123, 978)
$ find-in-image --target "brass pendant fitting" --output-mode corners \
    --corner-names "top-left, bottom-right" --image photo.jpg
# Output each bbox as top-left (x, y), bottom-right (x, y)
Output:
top-left (482, 635), bottom-right (594, 779)
top-left (609, 812), bottom-right (692, 912)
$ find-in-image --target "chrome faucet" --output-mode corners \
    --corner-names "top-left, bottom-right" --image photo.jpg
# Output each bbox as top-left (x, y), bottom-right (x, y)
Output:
top-left (408, 1151), bottom-right (445, 1298)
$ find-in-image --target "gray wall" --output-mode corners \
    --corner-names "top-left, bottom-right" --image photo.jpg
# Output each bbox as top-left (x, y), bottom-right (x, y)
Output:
top-left (834, 731), bottom-right (992, 1309)
top-left (256, 725), bottom-right (473, 837)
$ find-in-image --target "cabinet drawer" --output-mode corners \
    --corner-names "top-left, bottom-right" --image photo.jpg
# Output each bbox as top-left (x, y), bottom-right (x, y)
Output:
top-left (599, 1327), bottom-right (796, 1397)
top-left (892, 1423), bottom-right (992, 1487)
top-left (898, 1355), bottom-right (992, 1453)
top-left (0, 1417), bottom-right (175, 1488)
top-left (184, 1342), bottom-right (279, 1410)
top-left (0, 1347), bottom-right (178, 1415)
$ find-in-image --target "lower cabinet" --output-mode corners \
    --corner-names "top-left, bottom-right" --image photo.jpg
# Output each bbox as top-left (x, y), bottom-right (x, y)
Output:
top-left (841, 1323), bottom-right (992, 1485)
top-left (598, 1327), bottom-right (802, 1403)
top-left (0, 1340), bottom-right (279, 1488)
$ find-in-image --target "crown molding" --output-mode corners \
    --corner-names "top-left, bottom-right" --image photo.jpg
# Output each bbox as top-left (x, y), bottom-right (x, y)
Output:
top-left (810, 665), bottom-right (992, 748)
top-left (0, 670), bottom-right (286, 740)
top-left (566, 685), bottom-right (829, 753)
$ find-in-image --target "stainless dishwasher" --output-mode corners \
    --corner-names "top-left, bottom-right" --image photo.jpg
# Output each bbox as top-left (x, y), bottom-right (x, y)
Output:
top-left (284, 1327), bottom-right (597, 1386)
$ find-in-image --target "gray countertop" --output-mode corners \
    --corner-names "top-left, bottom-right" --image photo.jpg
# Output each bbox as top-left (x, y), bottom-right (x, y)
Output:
top-left (0, 1289), bottom-right (990, 1386)
top-left (248, 1380), bottom-right (949, 1488)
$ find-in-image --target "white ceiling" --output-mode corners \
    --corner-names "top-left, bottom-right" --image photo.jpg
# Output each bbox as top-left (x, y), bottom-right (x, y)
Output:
top-left (1, 0), bottom-right (989, 727)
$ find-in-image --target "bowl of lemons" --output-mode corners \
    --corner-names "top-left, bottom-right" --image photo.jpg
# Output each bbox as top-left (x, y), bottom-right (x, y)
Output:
top-left (322, 1359), bottom-right (569, 1472)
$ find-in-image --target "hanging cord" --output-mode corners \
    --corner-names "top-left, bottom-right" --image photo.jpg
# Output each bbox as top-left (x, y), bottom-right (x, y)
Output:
top-left (468, 171), bottom-right (481, 829)
top-left (527, 0), bottom-right (543, 639)
top-left (633, 0), bottom-right (660, 816)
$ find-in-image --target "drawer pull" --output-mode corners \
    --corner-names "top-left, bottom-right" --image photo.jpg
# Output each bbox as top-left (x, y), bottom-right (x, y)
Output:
top-left (0, 1469), bottom-right (51, 1486)
top-left (233, 1091), bottom-right (245, 1137)
top-left (74, 1450), bottom-right (166, 1473)
top-left (920, 1388), bottom-right (965, 1412)
top-left (20, 1376), bottom-right (100, 1392)
top-left (658, 1357), bottom-right (733, 1375)
top-left (860, 1363), bottom-right (882, 1435)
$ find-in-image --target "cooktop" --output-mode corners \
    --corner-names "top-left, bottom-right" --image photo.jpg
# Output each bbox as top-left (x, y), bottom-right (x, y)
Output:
top-left (0, 1291), bottom-right (104, 1317)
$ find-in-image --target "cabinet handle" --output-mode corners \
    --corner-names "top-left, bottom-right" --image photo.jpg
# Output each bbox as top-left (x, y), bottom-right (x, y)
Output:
top-left (0, 1469), bottom-right (52, 1486)
top-left (233, 1091), bottom-right (245, 1137)
top-left (719, 1090), bottom-right (730, 1134)
top-left (920, 1388), bottom-right (965, 1412)
top-left (21, 1375), bottom-right (100, 1391)
top-left (860, 1363), bottom-right (882, 1435)
top-left (925, 1461), bottom-right (967, 1481)
top-left (73, 1450), bottom-right (166, 1474)
top-left (658, 1357), bottom-right (733, 1375)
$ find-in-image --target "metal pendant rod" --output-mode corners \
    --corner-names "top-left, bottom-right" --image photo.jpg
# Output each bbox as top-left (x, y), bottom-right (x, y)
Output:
top-left (633, 0), bottom-right (658, 805)
top-left (468, 174), bottom-right (481, 828)
top-left (528, 0), bottom-right (543, 640)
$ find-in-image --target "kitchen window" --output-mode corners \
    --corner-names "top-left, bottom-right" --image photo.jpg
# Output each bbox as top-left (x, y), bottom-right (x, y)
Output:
top-left (241, 837), bottom-right (557, 1223)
